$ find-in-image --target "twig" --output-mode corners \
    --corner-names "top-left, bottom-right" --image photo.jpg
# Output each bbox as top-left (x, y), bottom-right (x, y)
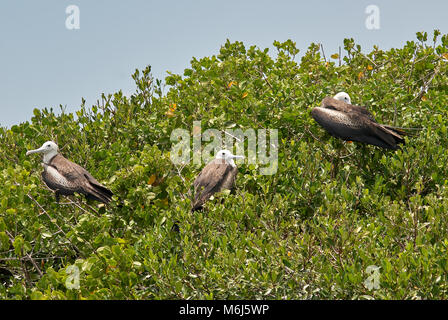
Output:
top-left (393, 96), bottom-right (397, 127)
top-left (257, 67), bottom-right (273, 91)
top-left (0, 256), bottom-right (64, 261)
top-left (69, 198), bottom-right (99, 215)
top-left (174, 164), bottom-right (188, 201)
top-left (411, 62), bottom-right (441, 102)
top-left (354, 47), bottom-right (378, 68)
top-left (25, 191), bottom-right (82, 255)
top-left (338, 46), bottom-right (342, 67)
top-left (320, 43), bottom-right (327, 62)
top-left (25, 253), bottom-right (43, 277)
top-left (4, 231), bottom-right (32, 283)
top-left (222, 130), bottom-right (242, 142)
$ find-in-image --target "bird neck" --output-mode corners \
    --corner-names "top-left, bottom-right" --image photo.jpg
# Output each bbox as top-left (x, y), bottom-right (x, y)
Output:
top-left (43, 152), bottom-right (58, 164)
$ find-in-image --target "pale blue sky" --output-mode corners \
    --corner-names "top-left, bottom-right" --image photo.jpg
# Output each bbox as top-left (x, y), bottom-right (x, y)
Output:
top-left (0, 0), bottom-right (447, 127)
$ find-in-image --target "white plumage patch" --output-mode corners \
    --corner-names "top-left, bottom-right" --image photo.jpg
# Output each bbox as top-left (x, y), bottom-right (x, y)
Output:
top-left (43, 164), bottom-right (72, 188)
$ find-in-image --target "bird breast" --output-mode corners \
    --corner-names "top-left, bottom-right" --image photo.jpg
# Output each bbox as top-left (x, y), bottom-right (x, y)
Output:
top-left (43, 164), bottom-right (72, 188)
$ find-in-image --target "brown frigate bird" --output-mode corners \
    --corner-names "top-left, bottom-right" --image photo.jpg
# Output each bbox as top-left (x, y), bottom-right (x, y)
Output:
top-left (311, 92), bottom-right (406, 150)
top-left (26, 141), bottom-right (113, 204)
top-left (192, 149), bottom-right (244, 211)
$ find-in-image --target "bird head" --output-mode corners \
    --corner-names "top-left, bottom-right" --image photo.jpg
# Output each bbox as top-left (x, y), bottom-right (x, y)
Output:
top-left (215, 149), bottom-right (244, 167)
top-left (26, 141), bottom-right (59, 164)
top-left (333, 92), bottom-right (351, 104)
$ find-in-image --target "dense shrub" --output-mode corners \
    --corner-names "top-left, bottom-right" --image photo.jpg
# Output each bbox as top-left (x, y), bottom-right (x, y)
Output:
top-left (1, 30), bottom-right (448, 299)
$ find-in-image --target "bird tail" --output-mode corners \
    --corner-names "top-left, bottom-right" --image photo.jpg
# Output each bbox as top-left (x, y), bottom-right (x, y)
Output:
top-left (86, 184), bottom-right (114, 204)
top-left (192, 194), bottom-right (208, 212)
top-left (191, 205), bottom-right (203, 212)
top-left (382, 125), bottom-right (423, 137)
top-left (191, 199), bottom-right (204, 212)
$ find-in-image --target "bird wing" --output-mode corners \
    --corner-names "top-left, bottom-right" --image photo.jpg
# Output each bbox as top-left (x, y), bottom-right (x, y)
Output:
top-left (311, 106), bottom-right (403, 149)
top-left (220, 166), bottom-right (238, 190)
top-left (50, 154), bottom-right (113, 202)
top-left (50, 155), bottom-right (92, 184)
top-left (321, 97), bottom-right (376, 121)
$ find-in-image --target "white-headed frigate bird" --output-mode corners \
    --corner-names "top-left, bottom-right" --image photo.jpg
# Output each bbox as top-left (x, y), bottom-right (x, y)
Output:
top-left (192, 149), bottom-right (244, 211)
top-left (26, 141), bottom-right (113, 204)
top-left (311, 92), bottom-right (407, 150)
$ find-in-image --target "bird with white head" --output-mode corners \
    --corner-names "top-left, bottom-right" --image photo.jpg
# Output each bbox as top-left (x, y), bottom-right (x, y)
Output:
top-left (333, 91), bottom-right (352, 104)
top-left (26, 141), bottom-right (114, 204)
top-left (26, 141), bottom-right (59, 164)
top-left (192, 149), bottom-right (244, 211)
top-left (214, 149), bottom-right (244, 167)
top-left (310, 92), bottom-right (407, 150)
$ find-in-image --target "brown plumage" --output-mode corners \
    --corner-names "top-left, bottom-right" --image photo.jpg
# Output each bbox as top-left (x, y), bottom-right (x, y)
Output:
top-left (192, 150), bottom-right (243, 211)
top-left (26, 141), bottom-right (113, 204)
top-left (311, 96), bottom-right (406, 150)
top-left (43, 154), bottom-right (113, 204)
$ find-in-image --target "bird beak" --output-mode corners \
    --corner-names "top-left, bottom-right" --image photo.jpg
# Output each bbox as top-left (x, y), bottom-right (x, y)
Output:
top-left (232, 155), bottom-right (245, 159)
top-left (26, 147), bottom-right (45, 156)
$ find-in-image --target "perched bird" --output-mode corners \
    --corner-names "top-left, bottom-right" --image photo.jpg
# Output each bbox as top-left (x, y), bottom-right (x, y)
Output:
top-left (311, 92), bottom-right (406, 150)
top-left (192, 150), bottom-right (244, 211)
top-left (26, 141), bottom-right (113, 204)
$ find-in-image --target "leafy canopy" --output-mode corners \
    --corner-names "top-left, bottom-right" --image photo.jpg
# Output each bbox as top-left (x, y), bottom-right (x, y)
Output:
top-left (1, 30), bottom-right (448, 299)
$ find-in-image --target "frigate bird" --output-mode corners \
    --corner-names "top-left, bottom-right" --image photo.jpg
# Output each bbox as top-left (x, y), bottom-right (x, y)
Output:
top-left (311, 92), bottom-right (406, 150)
top-left (26, 141), bottom-right (113, 204)
top-left (192, 150), bottom-right (244, 211)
